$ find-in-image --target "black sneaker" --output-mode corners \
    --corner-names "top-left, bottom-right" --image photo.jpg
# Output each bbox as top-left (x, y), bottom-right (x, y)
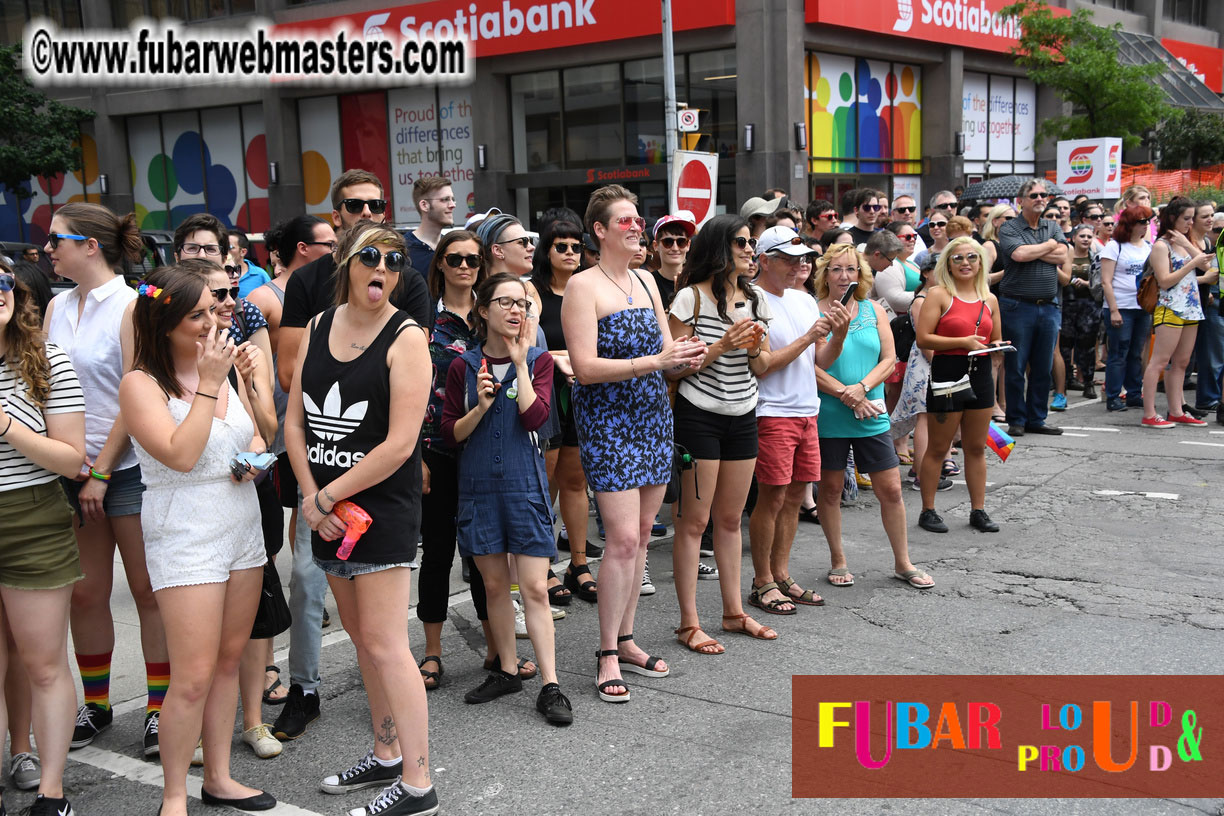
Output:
top-left (28, 794), bottom-right (74, 816)
top-left (536, 683), bottom-right (574, 726)
top-left (142, 710), bottom-right (160, 758)
top-left (70, 703), bottom-right (112, 749)
top-left (272, 684), bottom-right (320, 740)
top-left (969, 509), bottom-right (1000, 532)
top-left (1006, 424), bottom-right (1026, 437)
top-left (1024, 424), bottom-right (1063, 435)
top-left (1106, 397), bottom-right (1128, 412)
top-left (918, 509), bottom-right (948, 533)
top-left (463, 670), bottom-right (522, 704)
top-left (1083, 383), bottom-right (1097, 399)
top-left (321, 750), bottom-right (402, 794)
top-left (347, 783), bottom-right (439, 816)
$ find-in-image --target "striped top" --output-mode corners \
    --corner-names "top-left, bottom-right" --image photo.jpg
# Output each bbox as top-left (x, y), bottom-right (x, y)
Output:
top-left (669, 283), bottom-right (771, 416)
top-left (0, 343), bottom-right (86, 492)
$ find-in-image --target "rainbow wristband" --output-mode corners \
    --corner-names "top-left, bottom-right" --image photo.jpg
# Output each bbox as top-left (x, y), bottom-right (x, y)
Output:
top-left (89, 468), bottom-right (112, 482)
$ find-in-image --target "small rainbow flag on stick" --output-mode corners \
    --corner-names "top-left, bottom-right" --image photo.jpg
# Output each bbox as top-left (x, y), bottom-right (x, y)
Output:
top-left (986, 422), bottom-right (1015, 462)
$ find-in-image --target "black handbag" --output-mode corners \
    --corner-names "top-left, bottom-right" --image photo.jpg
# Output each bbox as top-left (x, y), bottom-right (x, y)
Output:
top-left (250, 559), bottom-right (292, 639)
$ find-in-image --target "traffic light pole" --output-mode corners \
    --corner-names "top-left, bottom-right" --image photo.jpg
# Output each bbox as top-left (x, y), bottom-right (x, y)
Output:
top-left (662, 0), bottom-right (678, 212)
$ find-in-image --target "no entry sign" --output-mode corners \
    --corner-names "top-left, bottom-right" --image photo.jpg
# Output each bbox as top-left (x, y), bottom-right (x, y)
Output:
top-left (670, 150), bottom-right (718, 227)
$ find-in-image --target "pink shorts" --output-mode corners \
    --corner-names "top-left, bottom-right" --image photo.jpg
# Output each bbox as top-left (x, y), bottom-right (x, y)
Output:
top-left (755, 416), bottom-right (821, 486)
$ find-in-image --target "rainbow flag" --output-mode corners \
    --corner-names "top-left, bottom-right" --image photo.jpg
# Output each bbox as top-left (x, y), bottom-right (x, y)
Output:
top-left (987, 422), bottom-right (1015, 462)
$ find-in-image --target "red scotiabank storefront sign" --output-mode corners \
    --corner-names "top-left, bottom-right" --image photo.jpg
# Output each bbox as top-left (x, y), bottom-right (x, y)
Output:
top-left (278, 0), bottom-right (734, 57)
top-left (1161, 37), bottom-right (1223, 94)
top-left (805, 0), bottom-right (1065, 55)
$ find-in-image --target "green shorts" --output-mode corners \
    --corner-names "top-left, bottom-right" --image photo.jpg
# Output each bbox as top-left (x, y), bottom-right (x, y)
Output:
top-left (0, 480), bottom-right (83, 590)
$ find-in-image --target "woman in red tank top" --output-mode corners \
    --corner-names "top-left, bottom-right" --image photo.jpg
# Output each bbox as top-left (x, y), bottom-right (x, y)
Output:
top-left (914, 237), bottom-right (1004, 535)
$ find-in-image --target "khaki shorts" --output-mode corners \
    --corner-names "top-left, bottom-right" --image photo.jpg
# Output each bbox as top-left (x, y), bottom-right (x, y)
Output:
top-left (0, 480), bottom-right (83, 590)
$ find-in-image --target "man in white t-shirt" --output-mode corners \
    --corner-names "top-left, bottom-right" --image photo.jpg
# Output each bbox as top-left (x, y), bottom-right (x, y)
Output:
top-left (746, 227), bottom-right (846, 613)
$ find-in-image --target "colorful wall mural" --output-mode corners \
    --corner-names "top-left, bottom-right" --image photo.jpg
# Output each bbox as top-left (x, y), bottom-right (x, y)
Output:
top-left (0, 131), bottom-right (102, 245)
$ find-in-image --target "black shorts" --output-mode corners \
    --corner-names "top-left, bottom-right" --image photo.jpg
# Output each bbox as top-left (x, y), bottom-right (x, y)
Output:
top-left (819, 432), bottom-right (899, 474)
top-left (927, 354), bottom-right (995, 413)
top-left (673, 394), bottom-right (758, 461)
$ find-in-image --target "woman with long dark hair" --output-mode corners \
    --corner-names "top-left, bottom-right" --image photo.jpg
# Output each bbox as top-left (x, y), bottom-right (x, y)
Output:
top-left (668, 213), bottom-right (778, 647)
top-left (0, 265), bottom-right (87, 816)
top-left (1100, 205), bottom-right (1154, 412)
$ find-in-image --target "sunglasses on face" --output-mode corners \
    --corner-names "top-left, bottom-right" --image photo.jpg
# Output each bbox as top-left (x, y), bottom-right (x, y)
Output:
top-left (496, 236), bottom-right (534, 249)
top-left (307, 240), bottom-right (338, 251)
top-left (657, 236), bottom-right (690, 250)
top-left (1085, 213), bottom-right (1103, 220)
top-left (936, 202), bottom-right (957, 210)
top-left (1136, 218), bottom-right (1152, 225)
top-left (894, 206), bottom-right (917, 214)
top-left (820, 212), bottom-right (839, 221)
top-left (899, 233), bottom-right (918, 241)
top-left (929, 221), bottom-right (947, 229)
top-left (1027, 192), bottom-right (1049, 200)
top-left (492, 296), bottom-right (531, 312)
top-left (444, 253), bottom-right (481, 270)
top-left (614, 215), bottom-right (647, 232)
top-left (0, 272), bottom-right (15, 292)
top-left (552, 241), bottom-right (582, 255)
top-left (224, 264), bottom-right (239, 277)
top-left (340, 198), bottom-right (388, 215)
top-left (212, 286), bottom-right (239, 302)
top-left (181, 242), bottom-right (222, 257)
top-left (356, 245), bottom-right (406, 273)
top-left (949, 253), bottom-right (981, 265)
top-left (732, 236), bottom-right (758, 250)
top-left (862, 204), bottom-right (882, 212)
top-left (48, 232), bottom-right (94, 249)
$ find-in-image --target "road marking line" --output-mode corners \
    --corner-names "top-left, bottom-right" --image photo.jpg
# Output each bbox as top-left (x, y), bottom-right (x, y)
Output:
top-left (950, 479), bottom-right (995, 486)
top-left (69, 746), bottom-right (327, 815)
top-left (1179, 441), bottom-right (1224, 448)
top-left (1061, 432), bottom-right (1089, 437)
top-left (1061, 398), bottom-right (1102, 410)
top-left (1209, 431), bottom-right (1224, 435)
top-left (1060, 426), bottom-right (1119, 432)
top-left (1093, 489), bottom-right (1180, 500)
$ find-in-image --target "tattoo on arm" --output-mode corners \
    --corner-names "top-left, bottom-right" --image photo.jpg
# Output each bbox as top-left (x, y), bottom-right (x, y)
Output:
top-left (378, 716), bottom-right (397, 745)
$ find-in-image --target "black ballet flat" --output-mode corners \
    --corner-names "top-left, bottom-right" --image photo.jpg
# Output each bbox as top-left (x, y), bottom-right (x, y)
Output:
top-left (200, 789), bottom-right (277, 811)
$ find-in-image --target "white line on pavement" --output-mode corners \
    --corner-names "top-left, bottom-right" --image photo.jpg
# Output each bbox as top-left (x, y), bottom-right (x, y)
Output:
top-left (1061, 398), bottom-right (1103, 410)
top-left (950, 479), bottom-right (995, 486)
top-left (1179, 440), bottom-right (1224, 448)
top-left (1060, 426), bottom-right (1119, 432)
top-left (1061, 432), bottom-right (1090, 437)
top-left (1093, 489), bottom-right (1180, 500)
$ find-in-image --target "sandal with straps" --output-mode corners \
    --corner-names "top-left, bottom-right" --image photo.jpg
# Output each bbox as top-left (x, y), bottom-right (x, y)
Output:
top-left (674, 625), bottom-right (724, 655)
top-left (776, 577), bottom-right (825, 607)
top-left (564, 563), bottom-right (597, 603)
top-left (615, 633), bottom-right (669, 677)
top-left (417, 655), bottom-right (443, 691)
top-left (722, 613), bottom-right (778, 641)
top-left (747, 581), bottom-right (797, 615)
top-left (595, 649), bottom-right (630, 703)
top-left (547, 568), bottom-right (572, 606)
top-left (262, 665), bottom-right (288, 705)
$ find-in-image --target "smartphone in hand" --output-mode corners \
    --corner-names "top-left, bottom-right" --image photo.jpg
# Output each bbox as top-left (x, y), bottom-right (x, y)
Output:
top-left (839, 281), bottom-right (859, 306)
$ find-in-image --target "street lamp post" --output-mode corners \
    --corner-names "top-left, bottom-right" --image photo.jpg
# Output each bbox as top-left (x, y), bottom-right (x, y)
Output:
top-left (662, 0), bottom-right (679, 212)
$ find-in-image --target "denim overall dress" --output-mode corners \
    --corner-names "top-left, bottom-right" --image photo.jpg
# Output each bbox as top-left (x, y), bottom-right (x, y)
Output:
top-left (454, 344), bottom-right (556, 559)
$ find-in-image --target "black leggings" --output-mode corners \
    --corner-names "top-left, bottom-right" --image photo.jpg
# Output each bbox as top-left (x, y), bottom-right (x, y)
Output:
top-left (418, 447), bottom-right (488, 623)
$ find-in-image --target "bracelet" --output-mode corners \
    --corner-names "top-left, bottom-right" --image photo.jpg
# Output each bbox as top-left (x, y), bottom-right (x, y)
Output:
top-left (857, 381), bottom-right (868, 392)
top-left (747, 349), bottom-right (761, 359)
top-left (195, 392), bottom-right (219, 400)
top-left (89, 468), bottom-right (112, 482)
top-left (313, 492), bottom-right (332, 516)
top-left (0, 416), bottom-right (11, 437)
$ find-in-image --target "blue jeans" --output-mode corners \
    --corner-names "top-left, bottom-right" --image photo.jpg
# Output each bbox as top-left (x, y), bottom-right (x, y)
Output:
top-left (1194, 300), bottom-right (1224, 407)
top-left (1000, 297), bottom-right (1061, 428)
top-left (288, 489), bottom-right (327, 692)
top-left (1103, 308), bottom-right (1150, 401)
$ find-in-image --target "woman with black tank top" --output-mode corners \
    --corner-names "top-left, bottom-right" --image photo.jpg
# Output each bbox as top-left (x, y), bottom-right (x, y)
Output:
top-left (286, 222), bottom-right (439, 816)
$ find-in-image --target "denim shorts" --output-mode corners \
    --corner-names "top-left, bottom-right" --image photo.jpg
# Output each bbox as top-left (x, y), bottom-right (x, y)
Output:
top-left (312, 557), bottom-right (415, 581)
top-left (61, 464), bottom-right (145, 520)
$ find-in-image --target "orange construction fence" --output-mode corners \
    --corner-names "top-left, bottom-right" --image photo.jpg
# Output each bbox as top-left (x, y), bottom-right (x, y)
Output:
top-left (1044, 164), bottom-right (1224, 199)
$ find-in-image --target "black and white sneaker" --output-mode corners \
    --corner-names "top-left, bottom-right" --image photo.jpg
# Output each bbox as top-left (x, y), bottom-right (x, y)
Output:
top-left (321, 750), bottom-right (403, 794)
top-left (640, 558), bottom-right (655, 595)
top-left (697, 561), bottom-right (719, 580)
top-left (347, 782), bottom-right (439, 816)
top-left (142, 710), bottom-right (160, 758)
top-left (272, 684), bottom-right (320, 740)
top-left (28, 794), bottom-right (75, 816)
top-left (70, 703), bottom-right (112, 749)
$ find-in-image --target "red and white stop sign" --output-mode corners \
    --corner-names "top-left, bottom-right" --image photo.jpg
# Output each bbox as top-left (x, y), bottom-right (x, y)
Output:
top-left (675, 153), bottom-right (716, 225)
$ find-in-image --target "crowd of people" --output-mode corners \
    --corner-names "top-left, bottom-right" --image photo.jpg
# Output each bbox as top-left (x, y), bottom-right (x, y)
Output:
top-left (1, 168), bottom-right (1222, 816)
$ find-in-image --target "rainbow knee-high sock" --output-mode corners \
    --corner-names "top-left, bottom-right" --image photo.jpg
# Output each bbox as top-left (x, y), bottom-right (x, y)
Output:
top-left (75, 652), bottom-right (112, 711)
top-left (146, 662), bottom-right (170, 716)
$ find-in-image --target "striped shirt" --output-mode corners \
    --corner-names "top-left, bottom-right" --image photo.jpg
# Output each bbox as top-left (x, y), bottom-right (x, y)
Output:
top-left (669, 283), bottom-right (771, 416)
top-left (997, 217), bottom-right (1068, 300)
top-left (0, 343), bottom-right (86, 492)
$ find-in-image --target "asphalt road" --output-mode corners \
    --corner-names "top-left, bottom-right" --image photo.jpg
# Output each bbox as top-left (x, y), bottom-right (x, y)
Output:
top-left (6, 391), bottom-right (1223, 816)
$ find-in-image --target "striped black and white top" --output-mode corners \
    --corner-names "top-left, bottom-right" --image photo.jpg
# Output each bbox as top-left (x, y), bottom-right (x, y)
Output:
top-left (0, 343), bottom-right (85, 493)
top-left (669, 283), bottom-right (771, 417)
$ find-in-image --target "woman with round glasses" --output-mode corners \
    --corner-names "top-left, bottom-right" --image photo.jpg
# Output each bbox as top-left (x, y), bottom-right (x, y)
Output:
top-left (286, 222), bottom-right (438, 816)
top-left (41, 202), bottom-right (167, 757)
top-left (440, 272), bottom-right (571, 724)
top-left (0, 263), bottom-right (88, 816)
top-left (914, 237), bottom-right (1003, 534)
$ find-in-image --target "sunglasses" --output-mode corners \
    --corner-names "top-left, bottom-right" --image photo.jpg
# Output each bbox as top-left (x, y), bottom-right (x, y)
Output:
top-left (211, 286), bottom-right (240, 302)
top-left (48, 232), bottom-right (94, 249)
top-left (340, 198), bottom-right (388, 215)
top-left (936, 202), bottom-right (957, 210)
top-left (181, 242), bottom-right (222, 257)
top-left (0, 272), bottom-right (15, 292)
top-left (307, 240), bottom-right (338, 251)
top-left (949, 253), bottom-right (982, 265)
top-left (732, 236), bottom-right (758, 250)
top-left (657, 236), bottom-right (690, 249)
top-left (224, 264), bottom-right (239, 276)
top-left (1136, 218), bottom-right (1152, 225)
top-left (496, 236), bottom-right (534, 249)
top-left (819, 212), bottom-right (839, 221)
top-left (894, 206), bottom-right (917, 214)
top-left (1027, 192), bottom-right (1050, 200)
top-left (552, 241), bottom-right (583, 254)
top-left (356, 245), bottom-right (406, 273)
top-left (614, 215), bottom-right (647, 232)
top-left (899, 233), bottom-right (918, 241)
top-left (862, 204), bottom-right (883, 212)
top-left (1084, 214), bottom-right (1103, 220)
top-left (444, 253), bottom-right (481, 269)
top-left (491, 296), bottom-right (532, 312)
top-left (929, 221), bottom-right (947, 228)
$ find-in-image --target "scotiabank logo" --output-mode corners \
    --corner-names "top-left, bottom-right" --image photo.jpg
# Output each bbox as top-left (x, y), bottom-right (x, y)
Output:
top-left (893, 0), bottom-right (914, 32)
top-left (917, 0), bottom-right (1022, 38)
top-left (1107, 144), bottom-right (1120, 183)
top-left (584, 167), bottom-right (654, 184)
top-left (1066, 146), bottom-right (1097, 184)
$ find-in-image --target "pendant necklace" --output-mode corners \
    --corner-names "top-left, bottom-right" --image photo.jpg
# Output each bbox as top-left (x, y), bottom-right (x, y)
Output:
top-left (598, 264), bottom-right (633, 305)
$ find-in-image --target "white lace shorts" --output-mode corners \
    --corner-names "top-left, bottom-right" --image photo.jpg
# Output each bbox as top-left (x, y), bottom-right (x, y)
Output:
top-left (142, 482), bottom-right (266, 592)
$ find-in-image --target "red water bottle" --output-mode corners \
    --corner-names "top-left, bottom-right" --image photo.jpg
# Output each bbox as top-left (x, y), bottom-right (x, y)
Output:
top-left (332, 501), bottom-right (372, 561)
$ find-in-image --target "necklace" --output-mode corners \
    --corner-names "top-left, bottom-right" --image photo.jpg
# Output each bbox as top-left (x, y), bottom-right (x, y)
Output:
top-left (598, 264), bottom-right (633, 305)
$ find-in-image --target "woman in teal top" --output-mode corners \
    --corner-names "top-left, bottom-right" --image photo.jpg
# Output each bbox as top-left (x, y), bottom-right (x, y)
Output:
top-left (813, 244), bottom-right (935, 590)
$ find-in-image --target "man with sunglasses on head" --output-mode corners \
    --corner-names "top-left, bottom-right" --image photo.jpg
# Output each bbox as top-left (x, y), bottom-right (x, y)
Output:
top-left (406, 176), bottom-right (457, 282)
top-left (272, 168), bottom-right (430, 743)
top-left (997, 178), bottom-right (1069, 437)
top-left (846, 190), bottom-right (882, 247)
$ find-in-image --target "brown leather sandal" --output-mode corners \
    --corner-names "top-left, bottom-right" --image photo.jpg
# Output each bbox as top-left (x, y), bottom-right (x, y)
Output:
top-left (722, 613), bottom-right (778, 641)
top-left (674, 625), bottom-right (724, 655)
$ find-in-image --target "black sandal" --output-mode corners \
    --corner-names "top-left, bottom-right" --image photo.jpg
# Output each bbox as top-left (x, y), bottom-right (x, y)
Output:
top-left (418, 655), bottom-right (443, 691)
top-left (564, 563), bottom-right (598, 603)
top-left (262, 665), bottom-right (288, 705)
top-left (798, 506), bottom-right (820, 524)
top-left (547, 568), bottom-right (572, 606)
top-left (616, 633), bottom-right (669, 678)
top-left (596, 649), bottom-right (630, 703)
top-left (483, 654), bottom-right (538, 680)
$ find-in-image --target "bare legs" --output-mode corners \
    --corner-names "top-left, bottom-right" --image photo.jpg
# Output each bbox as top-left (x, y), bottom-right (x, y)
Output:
top-left (1144, 324), bottom-right (1197, 419)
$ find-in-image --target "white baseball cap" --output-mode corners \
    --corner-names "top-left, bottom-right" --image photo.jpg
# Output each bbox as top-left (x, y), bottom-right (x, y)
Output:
top-left (756, 225), bottom-right (810, 257)
top-left (652, 210), bottom-right (697, 238)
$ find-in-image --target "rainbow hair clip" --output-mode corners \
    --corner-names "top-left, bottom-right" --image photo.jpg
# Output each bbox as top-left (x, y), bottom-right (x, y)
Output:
top-left (136, 281), bottom-right (167, 301)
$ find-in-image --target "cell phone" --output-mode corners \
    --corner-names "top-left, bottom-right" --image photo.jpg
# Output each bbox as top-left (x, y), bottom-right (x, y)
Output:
top-left (839, 281), bottom-right (859, 305)
top-left (230, 451), bottom-right (276, 480)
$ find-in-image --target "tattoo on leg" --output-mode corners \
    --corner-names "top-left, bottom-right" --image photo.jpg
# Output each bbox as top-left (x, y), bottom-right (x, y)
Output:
top-left (417, 755), bottom-right (426, 768)
top-left (378, 716), bottom-right (396, 745)
top-left (935, 412), bottom-right (947, 424)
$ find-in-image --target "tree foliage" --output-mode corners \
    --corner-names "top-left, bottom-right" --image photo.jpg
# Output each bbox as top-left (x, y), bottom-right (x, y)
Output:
top-left (1001, 0), bottom-right (1170, 150)
top-left (0, 44), bottom-right (95, 200)
top-left (1155, 109), bottom-right (1224, 170)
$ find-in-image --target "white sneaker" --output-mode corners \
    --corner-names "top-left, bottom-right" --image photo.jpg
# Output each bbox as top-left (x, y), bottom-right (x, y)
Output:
top-left (242, 724), bottom-right (282, 759)
top-left (550, 605), bottom-right (566, 620)
top-left (514, 599), bottom-right (529, 639)
top-left (640, 558), bottom-right (655, 595)
top-left (190, 738), bottom-right (204, 766)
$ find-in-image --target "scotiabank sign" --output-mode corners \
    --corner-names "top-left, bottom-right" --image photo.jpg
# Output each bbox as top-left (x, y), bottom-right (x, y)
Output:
top-left (279, 0), bottom-right (734, 58)
top-left (805, 0), bottom-right (1064, 54)
top-left (1162, 38), bottom-right (1223, 94)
